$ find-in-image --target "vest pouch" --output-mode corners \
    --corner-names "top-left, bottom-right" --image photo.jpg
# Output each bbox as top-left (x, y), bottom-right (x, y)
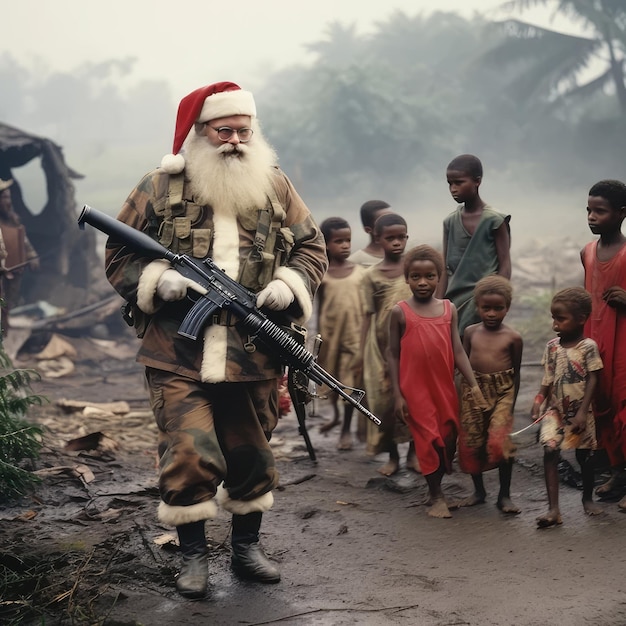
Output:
top-left (173, 217), bottom-right (192, 254)
top-left (239, 250), bottom-right (276, 291)
top-left (158, 221), bottom-right (174, 247)
top-left (191, 228), bottom-right (212, 258)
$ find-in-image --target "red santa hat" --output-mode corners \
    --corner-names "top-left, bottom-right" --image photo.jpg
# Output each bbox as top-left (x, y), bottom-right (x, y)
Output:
top-left (160, 81), bottom-right (256, 174)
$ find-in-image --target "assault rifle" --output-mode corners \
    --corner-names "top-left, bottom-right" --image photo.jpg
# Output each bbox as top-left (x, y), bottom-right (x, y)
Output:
top-left (78, 206), bottom-right (381, 460)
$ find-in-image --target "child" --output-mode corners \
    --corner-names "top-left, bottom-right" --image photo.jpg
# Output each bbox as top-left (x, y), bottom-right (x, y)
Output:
top-left (359, 213), bottom-right (417, 475)
top-left (457, 275), bottom-right (523, 514)
top-left (532, 288), bottom-right (604, 528)
top-left (581, 180), bottom-right (626, 510)
top-left (348, 200), bottom-right (393, 267)
top-left (316, 217), bottom-right (366, 450)
top-left (388, 245), bottom-right (487, 518)
top-left (436, 154), bottom-right (511, 338)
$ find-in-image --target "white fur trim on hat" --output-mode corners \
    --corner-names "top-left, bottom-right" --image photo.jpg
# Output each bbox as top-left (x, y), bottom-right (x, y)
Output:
top-left (160, 153), bottom-right (185, 175)
top-left (198, 89), bottom-right (256, 123)
top-left (217, 484), bottom-right (274, 514)
top-left (137, 259), bottom-right (171, 314)
top-left (274, 266), bottom-right (313, 323)
top-left (158, 499), bottom-right (217, 527)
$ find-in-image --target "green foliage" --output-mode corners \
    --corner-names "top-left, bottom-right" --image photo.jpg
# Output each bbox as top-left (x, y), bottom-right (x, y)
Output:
top-left (0, 349), bottom-right (46, 501)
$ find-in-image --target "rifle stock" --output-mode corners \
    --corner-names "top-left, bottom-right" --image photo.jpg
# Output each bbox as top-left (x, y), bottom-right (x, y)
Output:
top-left (78, 205), bottom-right (381, 428)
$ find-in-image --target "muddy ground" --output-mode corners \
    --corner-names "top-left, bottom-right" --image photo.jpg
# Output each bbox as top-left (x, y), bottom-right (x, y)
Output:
top-left (2, 236), bottom-right (626, 626)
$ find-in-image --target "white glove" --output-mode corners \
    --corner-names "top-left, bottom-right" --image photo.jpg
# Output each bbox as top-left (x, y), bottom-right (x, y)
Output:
top-left (156, 269), bottom-right (191, 301)
top-left (256, 279), bottom-right (294, 311)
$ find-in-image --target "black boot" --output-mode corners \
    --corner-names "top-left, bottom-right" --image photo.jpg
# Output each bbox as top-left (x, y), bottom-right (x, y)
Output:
top-left (176, 520), bottom-right (208, 599)
top-left (231, 512), bottom-right (280, 583)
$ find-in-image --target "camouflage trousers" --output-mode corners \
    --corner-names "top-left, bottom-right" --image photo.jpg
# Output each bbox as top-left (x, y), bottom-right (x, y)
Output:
top-left (145, 367), bottom-right (279, 510)
top-left (458, 369), bottom-right (517, 475)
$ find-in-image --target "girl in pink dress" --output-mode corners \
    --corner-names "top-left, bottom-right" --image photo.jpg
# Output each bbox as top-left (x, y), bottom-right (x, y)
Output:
top-left (388, 245), bottom-right (487, 518)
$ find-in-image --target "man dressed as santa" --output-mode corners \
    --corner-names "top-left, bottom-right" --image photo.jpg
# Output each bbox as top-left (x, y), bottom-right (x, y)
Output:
top-left (105, 82), bottom-right (327, 599)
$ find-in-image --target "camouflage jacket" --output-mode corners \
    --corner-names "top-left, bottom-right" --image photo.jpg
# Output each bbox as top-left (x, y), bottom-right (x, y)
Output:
top-left (105, 167), bottom-right (327, 383)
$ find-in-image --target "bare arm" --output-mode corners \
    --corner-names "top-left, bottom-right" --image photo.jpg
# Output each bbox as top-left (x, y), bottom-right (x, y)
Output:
top-left (511, 333), bottom-right (524, 407)
top-left (387, 305), bottom-right (408, 421)
top-left (494, 221), bottom-right (511, 279)
top-left (571, 370), bottom-right (599, 434)
top-left (451, 305), bottom-right (478, 387)
top-left (436, 224), bottom-right (449, 298)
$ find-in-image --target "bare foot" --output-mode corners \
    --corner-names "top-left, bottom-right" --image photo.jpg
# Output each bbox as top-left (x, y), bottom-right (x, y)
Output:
top-left (618, 494), bottom-right (626, 511)
top-left (457, 492), bottom-right (486, 508)
top-left (583, 500), bottom-right (604, 516)
top-left (377, 459), bottom-right (400, 476)
top-left (319, 418), bottom-right (339, 434)
top-left (536, 509), bottom-right (562, 528)
top-left (405, 453), bottom-right (421, 474)
top-left (595, 471), bottom-right (626, 495)
top-left (337, 432), bottom-right (352, 451)
top-left (427, 497), bottom-right (452, 518)
top-left (497, 497), bottom-right (521, 515)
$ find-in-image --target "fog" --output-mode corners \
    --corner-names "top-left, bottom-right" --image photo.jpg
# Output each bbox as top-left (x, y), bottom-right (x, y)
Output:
top-left (1, 1), bottom-right (622, 255)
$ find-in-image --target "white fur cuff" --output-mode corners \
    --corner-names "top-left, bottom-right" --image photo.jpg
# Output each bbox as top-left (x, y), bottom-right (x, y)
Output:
top-left (158, 499), bottom-right (217, 526)
top-left (217, 484), bottom-right (274, 514)
top-left (274, 266), bottom-right (312, 323)
top-left (137, 259), bottom-right (171, 314)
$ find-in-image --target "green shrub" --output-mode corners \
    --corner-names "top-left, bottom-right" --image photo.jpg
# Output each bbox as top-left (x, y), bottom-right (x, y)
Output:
top-left (0, 349), bottom-right (46, 501)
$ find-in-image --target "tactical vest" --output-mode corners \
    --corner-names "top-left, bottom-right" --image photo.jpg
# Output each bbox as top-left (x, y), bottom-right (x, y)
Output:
top-left (155, 172), bottom-right (294, 292)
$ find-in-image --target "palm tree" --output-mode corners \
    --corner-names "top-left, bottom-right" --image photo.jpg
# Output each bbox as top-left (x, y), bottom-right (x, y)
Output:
top-left (484, 0), bottom-right (626, 117)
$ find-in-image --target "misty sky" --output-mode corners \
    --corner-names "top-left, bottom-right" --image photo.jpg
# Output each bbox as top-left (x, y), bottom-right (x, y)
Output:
top-left (3, 0), bottom-right (558, 96)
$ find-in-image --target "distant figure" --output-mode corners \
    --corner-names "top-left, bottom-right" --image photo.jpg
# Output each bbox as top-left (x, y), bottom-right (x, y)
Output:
top-left (437, 154), bottom-right (511, 337)
top-left (531, 288), bottom-right (604, 528)
top-left (581, 179), bottom-right (626, 510)
top-left (457, 275), bottom-right (523, 515)
top-left (316, 217), bottom-right (365, 450)
top-left (359, 213), bottom-right (417, 476)
top-left (0, 178), bottom-right (39, 337)
top-left (388, 245), bottom-right (487, 518)
top-left (348, 200), bottom-right (393, 267)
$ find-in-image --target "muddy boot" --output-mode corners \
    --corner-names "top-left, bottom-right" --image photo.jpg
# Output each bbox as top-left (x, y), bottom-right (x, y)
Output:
top-left (231, 512), bottom-right (280, 583)
top-left (176, 520), bottom-right (208, 599)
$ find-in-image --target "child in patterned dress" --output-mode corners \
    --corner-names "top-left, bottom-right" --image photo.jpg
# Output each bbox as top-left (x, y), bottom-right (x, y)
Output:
top-left (532, 287), bottom-right (604, 528)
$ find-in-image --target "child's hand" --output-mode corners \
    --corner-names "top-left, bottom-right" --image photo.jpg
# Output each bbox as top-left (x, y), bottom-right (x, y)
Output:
top-left (603, 286), bottom-right (626, 309)
top-left (531, 393), bottom-right (545, 420)
top-left (394, 396), bottom-right (409, 424)
top-left (470, 385), bottom-right (488, 411)
top-left (570, 412), bottom-right (587, 435)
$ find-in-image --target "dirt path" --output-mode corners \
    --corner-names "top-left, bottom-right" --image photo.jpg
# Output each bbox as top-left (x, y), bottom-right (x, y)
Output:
top-left (2, 345), bottom-right (626, 625)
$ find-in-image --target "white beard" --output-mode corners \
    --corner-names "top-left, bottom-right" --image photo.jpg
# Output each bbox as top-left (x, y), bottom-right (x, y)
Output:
top-left (182, 121), bottom-right (278, 216)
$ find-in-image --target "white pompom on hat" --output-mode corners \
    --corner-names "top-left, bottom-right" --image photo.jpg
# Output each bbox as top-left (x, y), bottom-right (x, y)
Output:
top-left (160, 81), bottom-right (256, 175)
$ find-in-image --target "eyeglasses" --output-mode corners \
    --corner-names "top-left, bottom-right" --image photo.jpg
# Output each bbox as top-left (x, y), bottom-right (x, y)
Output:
top-left (208, 126), bottom-right (254, 143)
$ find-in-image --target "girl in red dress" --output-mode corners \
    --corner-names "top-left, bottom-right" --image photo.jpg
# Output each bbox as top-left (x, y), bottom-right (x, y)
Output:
top-left (388, 245), bottom-right (486, 518)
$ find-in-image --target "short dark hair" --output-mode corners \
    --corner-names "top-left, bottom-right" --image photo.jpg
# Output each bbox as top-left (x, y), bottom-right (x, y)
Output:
top-left (360, 200), bottom-right (391, 229)
top-left (373, 212), bottom-right (406, 236)
top-left (403, 245), bottom-right (444, 278)
top-left (474, 275), bottom-right (513, 307)
top-left (551, 287), bottom-right (592, 320)
top-left (588, 179), bottom-right (626, 212)
top-left (320, 216), bottom-right (350, 242)
top-left (447, 154), bottom-right (483, 179)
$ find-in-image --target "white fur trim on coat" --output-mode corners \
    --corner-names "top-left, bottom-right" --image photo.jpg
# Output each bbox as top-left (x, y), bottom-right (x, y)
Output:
top-left (198, 89), bottom-right (256, 123)
top-left (200, 324), bottom-right (228, 383)
top-left (137, 259), bottom-right (171, 314)
top-left (217, 484), bottom-right (274, 514)
top-left (274, 266), bottom-right (312, 323)
top-left (158, 499), bottom-right (217, 527)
